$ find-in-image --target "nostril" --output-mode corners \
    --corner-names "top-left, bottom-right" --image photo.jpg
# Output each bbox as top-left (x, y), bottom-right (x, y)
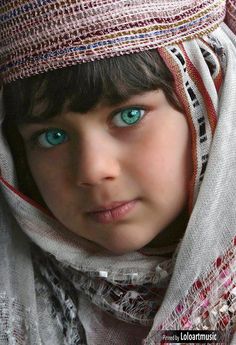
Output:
top-left (77, 175), bottom-right (117, 188)
top-left (77, 181), bottom-right (93, 188)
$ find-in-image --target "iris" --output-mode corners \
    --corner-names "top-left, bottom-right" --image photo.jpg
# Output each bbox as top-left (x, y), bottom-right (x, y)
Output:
top-left (38, 129), bottom-right (68, 148)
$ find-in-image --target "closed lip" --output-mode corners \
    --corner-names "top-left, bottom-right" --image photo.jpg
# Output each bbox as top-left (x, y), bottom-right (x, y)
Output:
top-left (85, 199), bottom-right (138, 224)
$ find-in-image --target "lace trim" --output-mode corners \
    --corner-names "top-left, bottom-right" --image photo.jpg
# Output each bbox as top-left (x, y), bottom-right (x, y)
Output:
top-left (33, 247), bottom-right (173, 327)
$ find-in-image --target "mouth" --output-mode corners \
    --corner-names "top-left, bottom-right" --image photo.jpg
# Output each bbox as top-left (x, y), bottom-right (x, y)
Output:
top-left (85, 199), bottom-right (138, 224)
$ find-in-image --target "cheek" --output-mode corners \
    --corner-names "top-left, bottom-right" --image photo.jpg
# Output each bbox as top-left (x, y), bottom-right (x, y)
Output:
top-left (26, 152), bottom-right (70, 206)
top-left (128, 118), bottom-right (192, 201)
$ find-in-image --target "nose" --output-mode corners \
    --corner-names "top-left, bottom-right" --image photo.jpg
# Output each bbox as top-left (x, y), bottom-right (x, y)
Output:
top-left (73, 134), bottom-right (121, 187)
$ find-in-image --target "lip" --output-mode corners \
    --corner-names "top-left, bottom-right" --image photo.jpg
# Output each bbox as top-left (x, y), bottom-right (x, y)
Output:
top-left (85, 199), bottom-right (138, 224)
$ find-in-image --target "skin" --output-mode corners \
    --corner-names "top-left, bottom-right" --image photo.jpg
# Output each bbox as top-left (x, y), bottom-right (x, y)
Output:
top-left (18, 89), bottom-right (192, 255)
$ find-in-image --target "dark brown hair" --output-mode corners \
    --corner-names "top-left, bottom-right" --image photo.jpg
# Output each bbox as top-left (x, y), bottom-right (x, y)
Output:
top-left (3, 49), bottom-right (181, 125)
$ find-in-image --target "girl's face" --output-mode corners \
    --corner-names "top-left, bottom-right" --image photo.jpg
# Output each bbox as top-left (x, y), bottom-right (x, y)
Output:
top-left (19, 90), bottom-right (192, 254)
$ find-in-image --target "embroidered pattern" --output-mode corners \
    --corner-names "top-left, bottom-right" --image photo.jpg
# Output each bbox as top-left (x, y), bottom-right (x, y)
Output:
top-left (145, 236), bottom-right (236, 345)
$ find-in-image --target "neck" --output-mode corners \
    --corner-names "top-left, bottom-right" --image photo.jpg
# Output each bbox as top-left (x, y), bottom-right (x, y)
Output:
top-left (146, 208), bottom-right (189, 249)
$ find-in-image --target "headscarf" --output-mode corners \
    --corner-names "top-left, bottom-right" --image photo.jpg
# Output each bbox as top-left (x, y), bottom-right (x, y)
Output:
top-left (0, 1), bottom-right (236, 344)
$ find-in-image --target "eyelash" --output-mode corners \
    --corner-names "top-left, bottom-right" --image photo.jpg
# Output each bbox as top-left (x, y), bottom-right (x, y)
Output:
top-left (28, 106), bottom-right (148, 149)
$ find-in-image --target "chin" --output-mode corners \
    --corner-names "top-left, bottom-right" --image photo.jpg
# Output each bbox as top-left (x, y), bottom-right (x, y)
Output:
top-left (105, 247), bottom-right (137, 256)
top-left (101, 240), bottom-right (147, 256)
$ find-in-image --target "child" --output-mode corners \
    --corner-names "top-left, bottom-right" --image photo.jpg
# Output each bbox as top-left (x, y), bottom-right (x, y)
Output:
top-left (0, 1), bottom-right (236, 344)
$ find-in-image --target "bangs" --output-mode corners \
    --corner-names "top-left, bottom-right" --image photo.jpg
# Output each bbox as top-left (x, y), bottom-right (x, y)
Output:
top-left (3, 49), bottom-right (181, 125)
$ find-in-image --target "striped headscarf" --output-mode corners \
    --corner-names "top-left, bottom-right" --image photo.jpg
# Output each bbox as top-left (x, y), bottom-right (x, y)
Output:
top-left (0, 0), bottom-right (227, 83)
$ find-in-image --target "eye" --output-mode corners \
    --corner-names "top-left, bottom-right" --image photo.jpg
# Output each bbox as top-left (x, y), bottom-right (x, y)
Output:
top-left (112, 108), bottom-right (145, 127)
top-left (37, 128), bottom-right (68, 148)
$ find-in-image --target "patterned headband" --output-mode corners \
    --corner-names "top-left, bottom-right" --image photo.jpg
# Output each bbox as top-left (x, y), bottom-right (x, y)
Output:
top-left (0, 0), bottom-right (229, 84)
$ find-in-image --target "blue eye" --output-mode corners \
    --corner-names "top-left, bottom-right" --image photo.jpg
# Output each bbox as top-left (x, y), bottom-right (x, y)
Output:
top-left (37, 128), bottom-right (68, 148)
top-left (112, 108), bottom-right (145, 127)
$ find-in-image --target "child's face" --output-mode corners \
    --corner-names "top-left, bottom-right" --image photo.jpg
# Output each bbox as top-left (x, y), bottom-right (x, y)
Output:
top-left (19, 89), bottom-right (192, 254)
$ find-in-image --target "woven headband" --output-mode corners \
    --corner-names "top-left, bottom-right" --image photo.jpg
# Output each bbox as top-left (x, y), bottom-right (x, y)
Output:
top-left (0, 0), bottom-right (230, 84)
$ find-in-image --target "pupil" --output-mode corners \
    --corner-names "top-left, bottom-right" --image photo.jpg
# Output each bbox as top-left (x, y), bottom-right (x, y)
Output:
top-left (122, 109), bottom-right (140, 124)
top-left (47, 130), bottom-right (64, 144)
top-left (54, 133), bottom-right (60, 139)
top-left (129, 110), bottom-right (137, 117)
